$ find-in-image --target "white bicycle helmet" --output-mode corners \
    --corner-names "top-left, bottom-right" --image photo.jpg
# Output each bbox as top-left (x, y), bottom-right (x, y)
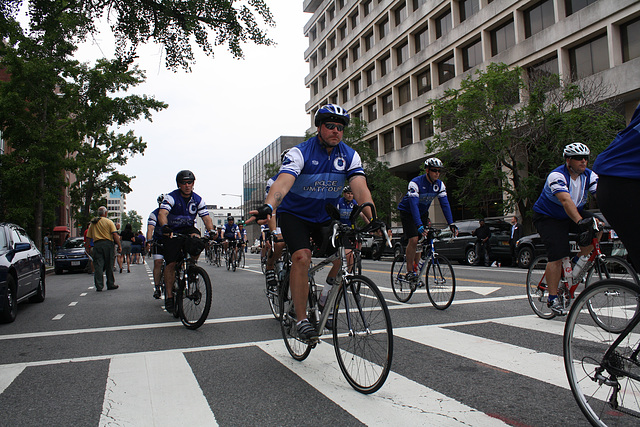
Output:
top-left (563, 142), bottom-right (590, 157)
top-left (424, 157), bottom-right (444, 169)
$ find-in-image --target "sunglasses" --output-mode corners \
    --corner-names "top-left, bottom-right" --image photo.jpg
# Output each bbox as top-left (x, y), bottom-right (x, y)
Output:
top-left (324, 123), bottom-right (345, 131)
top-left (570, 156), bottom-right (589, 162)
top-left (429, 168), bottom-right (442, 173)
top-left (179, 180), bottom-right (194, 185)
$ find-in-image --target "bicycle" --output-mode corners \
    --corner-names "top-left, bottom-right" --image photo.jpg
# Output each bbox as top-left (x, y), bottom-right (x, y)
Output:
top-left (390, 228), bottom-right (456, 309)
top-left (225, 240), bottom-right (238, 272)
top-left (236, 242), bottom-right (246, 268)
top-left (526, 218), bottom-right (639, 319)
top-left (264, 233), bottom-right (289, 320)
top-left (277, 202), bottom-right (394, 394)
top-left (563, 278), bottom-right (640, 426)
top-left (157, 233), bottom-right (213, 330)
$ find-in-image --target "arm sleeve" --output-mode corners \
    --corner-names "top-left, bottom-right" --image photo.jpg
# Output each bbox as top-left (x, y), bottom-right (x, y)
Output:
top-left (407, 181), bottom-right (422, 227)
top-left (438, 195), bottom-right (454, 225)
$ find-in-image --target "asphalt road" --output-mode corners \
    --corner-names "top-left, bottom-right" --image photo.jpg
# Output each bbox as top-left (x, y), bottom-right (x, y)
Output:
top-left (0, 253), bottom-right (596, 426)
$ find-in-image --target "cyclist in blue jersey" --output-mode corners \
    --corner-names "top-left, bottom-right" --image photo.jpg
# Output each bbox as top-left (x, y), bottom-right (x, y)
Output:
top-left (238, 221), bottom-right (247, 252)
top-left (249, 104), bottom-right (377, 341)
top-left (222, 216), bottom-right (241, 261)
top-left (594, 102), bottom-right (640, 271)
top-left (146, 194), bottom-right (166, 299)
top-left (398, 157), bottom-right (457, 280)
top-left (533, 143), bottom-right (599, 315)
top-left (264, 149), bottom-right (290, 291)
top-left (158, 170), bottom-right (215, 312)
top-left (335, 185), bottom-right (368, 276)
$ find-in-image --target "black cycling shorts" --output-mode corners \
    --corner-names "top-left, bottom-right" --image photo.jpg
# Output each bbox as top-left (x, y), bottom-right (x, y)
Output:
top-left (279, 212), bottom-right (331, 255)
top-left (399, 209), bottom-right (430, 241)
top-left (161, 226), bottom-right (200, 264)
top-left (533, 210), bottom-right (595, 262)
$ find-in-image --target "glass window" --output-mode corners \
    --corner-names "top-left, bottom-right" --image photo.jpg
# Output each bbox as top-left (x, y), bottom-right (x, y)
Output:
top-left (319, 44), bottom-right (326, 59)
top-left (365, 66), bottom-right (376, 86)
top-left (350, 10), bottom-right (360, 29)
top-left (0, 227), bottom-right (7, 250)
top-left (329, 35), bottom-right (336, 50)
top-left (351, 42), bottom-right (361, 62)
top-left (416, 67), bottom-right (431, 95)
top-left (418, 114), bottom-right (434, 139)
top-left (380, 54), bottom-right (391, 77)
top-left (400, 122), bottom-right (413, 147)
top-left (382, 92), bottom-right (393, 114)
top-left (328, 6), bottom-right (335, 20)
top-left (330, 93), bottom-right (338, 104)
top-left (364, 31), bottom-right (374, 51)
top-left (565, 0), bottom-right (597, 15)
top-left (320, 73), bottom-right (327, 88)
top-left (311, 54), bottom-right (318, 68)
top-left (367, 102), bottom-right (378, 121)
top-left (414, 26), bottom-right (429, 53)
top-left (462, 38), bottom-right (482, 71)
top-left (524, 0), bottom-right (554, 38)
top-left (413, 0), bottom-right (427, 10)
top-left (621, 17), bottom-right (640, 62)
top-left (569, 34), bottom-right (609, 80)
top-left (437, 54), bottom-right (455, 84)
top-left (398, 81), bottom-right (411, 105)
top-left (312, 81), bottom-right (318, 95)
top-left (396, 41), bottom-right (409, 65)
top-left (383, 131), bottom-right (394, 153)
top-left (339, 22), bottom-right (347, 40)
top-left (319, 17), bottom-right (326, 32)
top-left (353, 76), bottom-right (362, 95)
top-left (378, 17), bottom-right (390, 39)
top-left (341, 85), bottom-right (349, 102)
top-left (363, 0), bottom-right (373, 16)
top-left (309, 28), bottom-right (317, 41)
top-left (394, 2), bottom-right (408, 26)
top-left (459, 0), bottom-right (480, 22)
top-left (491, 20), bottom-right (515, 56)
top-left (330, 64), bottom-right (338, 80)
top-left (340, 54), bottom-right (348, 71)
top-left (368, 138), bottom-right (378, 156)
top-left (527, 55), bottom-right (559, 85)
top-left (435, 9), bottom-right (452, 39)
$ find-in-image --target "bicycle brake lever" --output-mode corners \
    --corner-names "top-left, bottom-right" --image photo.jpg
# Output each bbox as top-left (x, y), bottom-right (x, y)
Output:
top-left (332, 222), bottom-right (340, 248)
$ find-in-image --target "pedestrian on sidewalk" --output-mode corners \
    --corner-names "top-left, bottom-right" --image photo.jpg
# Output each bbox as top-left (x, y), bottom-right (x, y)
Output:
top-left (87, 206), bottom-right (122, 291)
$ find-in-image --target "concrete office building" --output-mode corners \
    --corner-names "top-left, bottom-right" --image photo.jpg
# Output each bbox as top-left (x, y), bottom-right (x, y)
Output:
top-left (302, 0), bottom-right (640, 222)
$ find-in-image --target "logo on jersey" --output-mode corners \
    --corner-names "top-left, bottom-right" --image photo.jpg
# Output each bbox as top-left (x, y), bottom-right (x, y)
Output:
top-left (312, 160), bottom-right (319, 166)
top-left (334, 156), bottom-right (346, 171)
top-left (188, 202), bottom-right (197, 215)
top-left (282, 156), bottom-right (293, 167)
top-left (432, 184), bottom-right (440, 192)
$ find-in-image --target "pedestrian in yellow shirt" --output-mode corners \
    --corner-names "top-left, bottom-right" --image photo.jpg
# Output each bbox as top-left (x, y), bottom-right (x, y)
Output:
top-left (87, 206), bottom-right (122, 291)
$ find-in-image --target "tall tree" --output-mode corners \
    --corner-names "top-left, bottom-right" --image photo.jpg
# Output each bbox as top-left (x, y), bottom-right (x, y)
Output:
top-left (1, 0), bottom-right (275, 71)
top-left (69, 58), bottom-right (167, 229)
top-left (121, 210), bottom-right (143, 233)
top-left (426, 62), bottom-right (624, 227)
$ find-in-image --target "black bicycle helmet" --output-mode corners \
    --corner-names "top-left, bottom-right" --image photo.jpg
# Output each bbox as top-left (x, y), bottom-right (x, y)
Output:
top-left (176, 170), bottom-right (196, 185)
top-left (314, 104), bottom-right (350, 127)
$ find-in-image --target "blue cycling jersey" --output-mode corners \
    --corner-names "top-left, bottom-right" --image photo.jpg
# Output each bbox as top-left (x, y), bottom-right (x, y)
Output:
top-left (159, 189), bottom-right (209, 233)
top-left (224, 223), bottom-right (239, 240)
top-left (533, 164), bottom-right (598, 219)
top-left (265, 174), bottom-right (277, 199)
top-left (277, 136), bottom-right (365, 223)
top-left (337, 197), bottom-right (358, 226)
top-left (397, 174), bottom-right (453, 227)
top-left (147, 208), bottom-right (164, 240)
top-left (593, 103), bottom-right (640, 180)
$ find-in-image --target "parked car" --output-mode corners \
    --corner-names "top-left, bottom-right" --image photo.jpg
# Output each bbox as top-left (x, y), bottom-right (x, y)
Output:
top-left (514, 211), bottom-right (618, 269)
top-left (433, 219), bottom-right (513, 266)
top-left (0, 222), bottom-right (46, 323)
top-left (250, 239), bottom-right (261, 254)
top-left (54, 237), bottom-right (91, 274)
top-left (361, 227), bottom-right (404, 260)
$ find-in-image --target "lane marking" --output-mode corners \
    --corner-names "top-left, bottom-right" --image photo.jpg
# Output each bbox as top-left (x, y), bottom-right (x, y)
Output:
top-left (52, 314), bottom-right (65, 320)
top-left (69, 302), bottom-right (78, 307)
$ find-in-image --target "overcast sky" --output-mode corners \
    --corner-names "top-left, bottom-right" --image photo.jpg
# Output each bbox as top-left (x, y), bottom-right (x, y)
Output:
top-left (76, 3), bottom-right (311, 221)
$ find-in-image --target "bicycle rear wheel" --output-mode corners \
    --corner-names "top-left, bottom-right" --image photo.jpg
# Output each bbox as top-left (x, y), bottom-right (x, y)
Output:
top-left (563, 279), bottom-right (640, 426)
top-left (266, 271), bottom-right (282, 320)
top-left (177, 265), bottom-right (212, 330)
top-left (585, 256), bottom-right (640, 333)
top-left (333, 275), bottom-right (393, 394)
top-left (425, 255), bottom-right (455, 310)
top-left (390, 256), bottom-right (414, 303)
top-left (526, 256), bottom-right (555, 319)
top-left (238, 249), bottom-right (245, 268)
top-left (279, 279), bottom-right (312, 361)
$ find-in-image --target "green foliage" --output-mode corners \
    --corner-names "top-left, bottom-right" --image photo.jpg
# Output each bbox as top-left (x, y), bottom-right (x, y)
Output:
top-left (1, 0), bottom-right (275, 71)
top-left (426, 63), bottom-right (625, 226)
top-left (345, 118), bottom-right (406, 226)
top-left (121, 210), bottom-right (143, 233)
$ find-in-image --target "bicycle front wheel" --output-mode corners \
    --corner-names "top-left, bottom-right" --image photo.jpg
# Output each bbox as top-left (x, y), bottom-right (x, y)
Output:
top-left (585, 256), bottom-right (640, 332)
top-left (279, 279), bottom-right (312, 361)
top-left (178, 265), bottom-right (212, 330)
top-left (390, 256), bottom-right (414, 303)
top-left (238, 250), bottom-right (245, 268)
top-left (425, 255), bottom-right (455, 310)
top-left (527, 256), bottom-right (555, 319)
top-left (564, 279), bottom-right (640, 426)
top-left (333, 275), bottom-right (393, 394)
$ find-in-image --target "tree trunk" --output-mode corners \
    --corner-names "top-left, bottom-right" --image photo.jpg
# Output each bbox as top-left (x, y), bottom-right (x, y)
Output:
top-left (34, 166), bottom-right (45, 250)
